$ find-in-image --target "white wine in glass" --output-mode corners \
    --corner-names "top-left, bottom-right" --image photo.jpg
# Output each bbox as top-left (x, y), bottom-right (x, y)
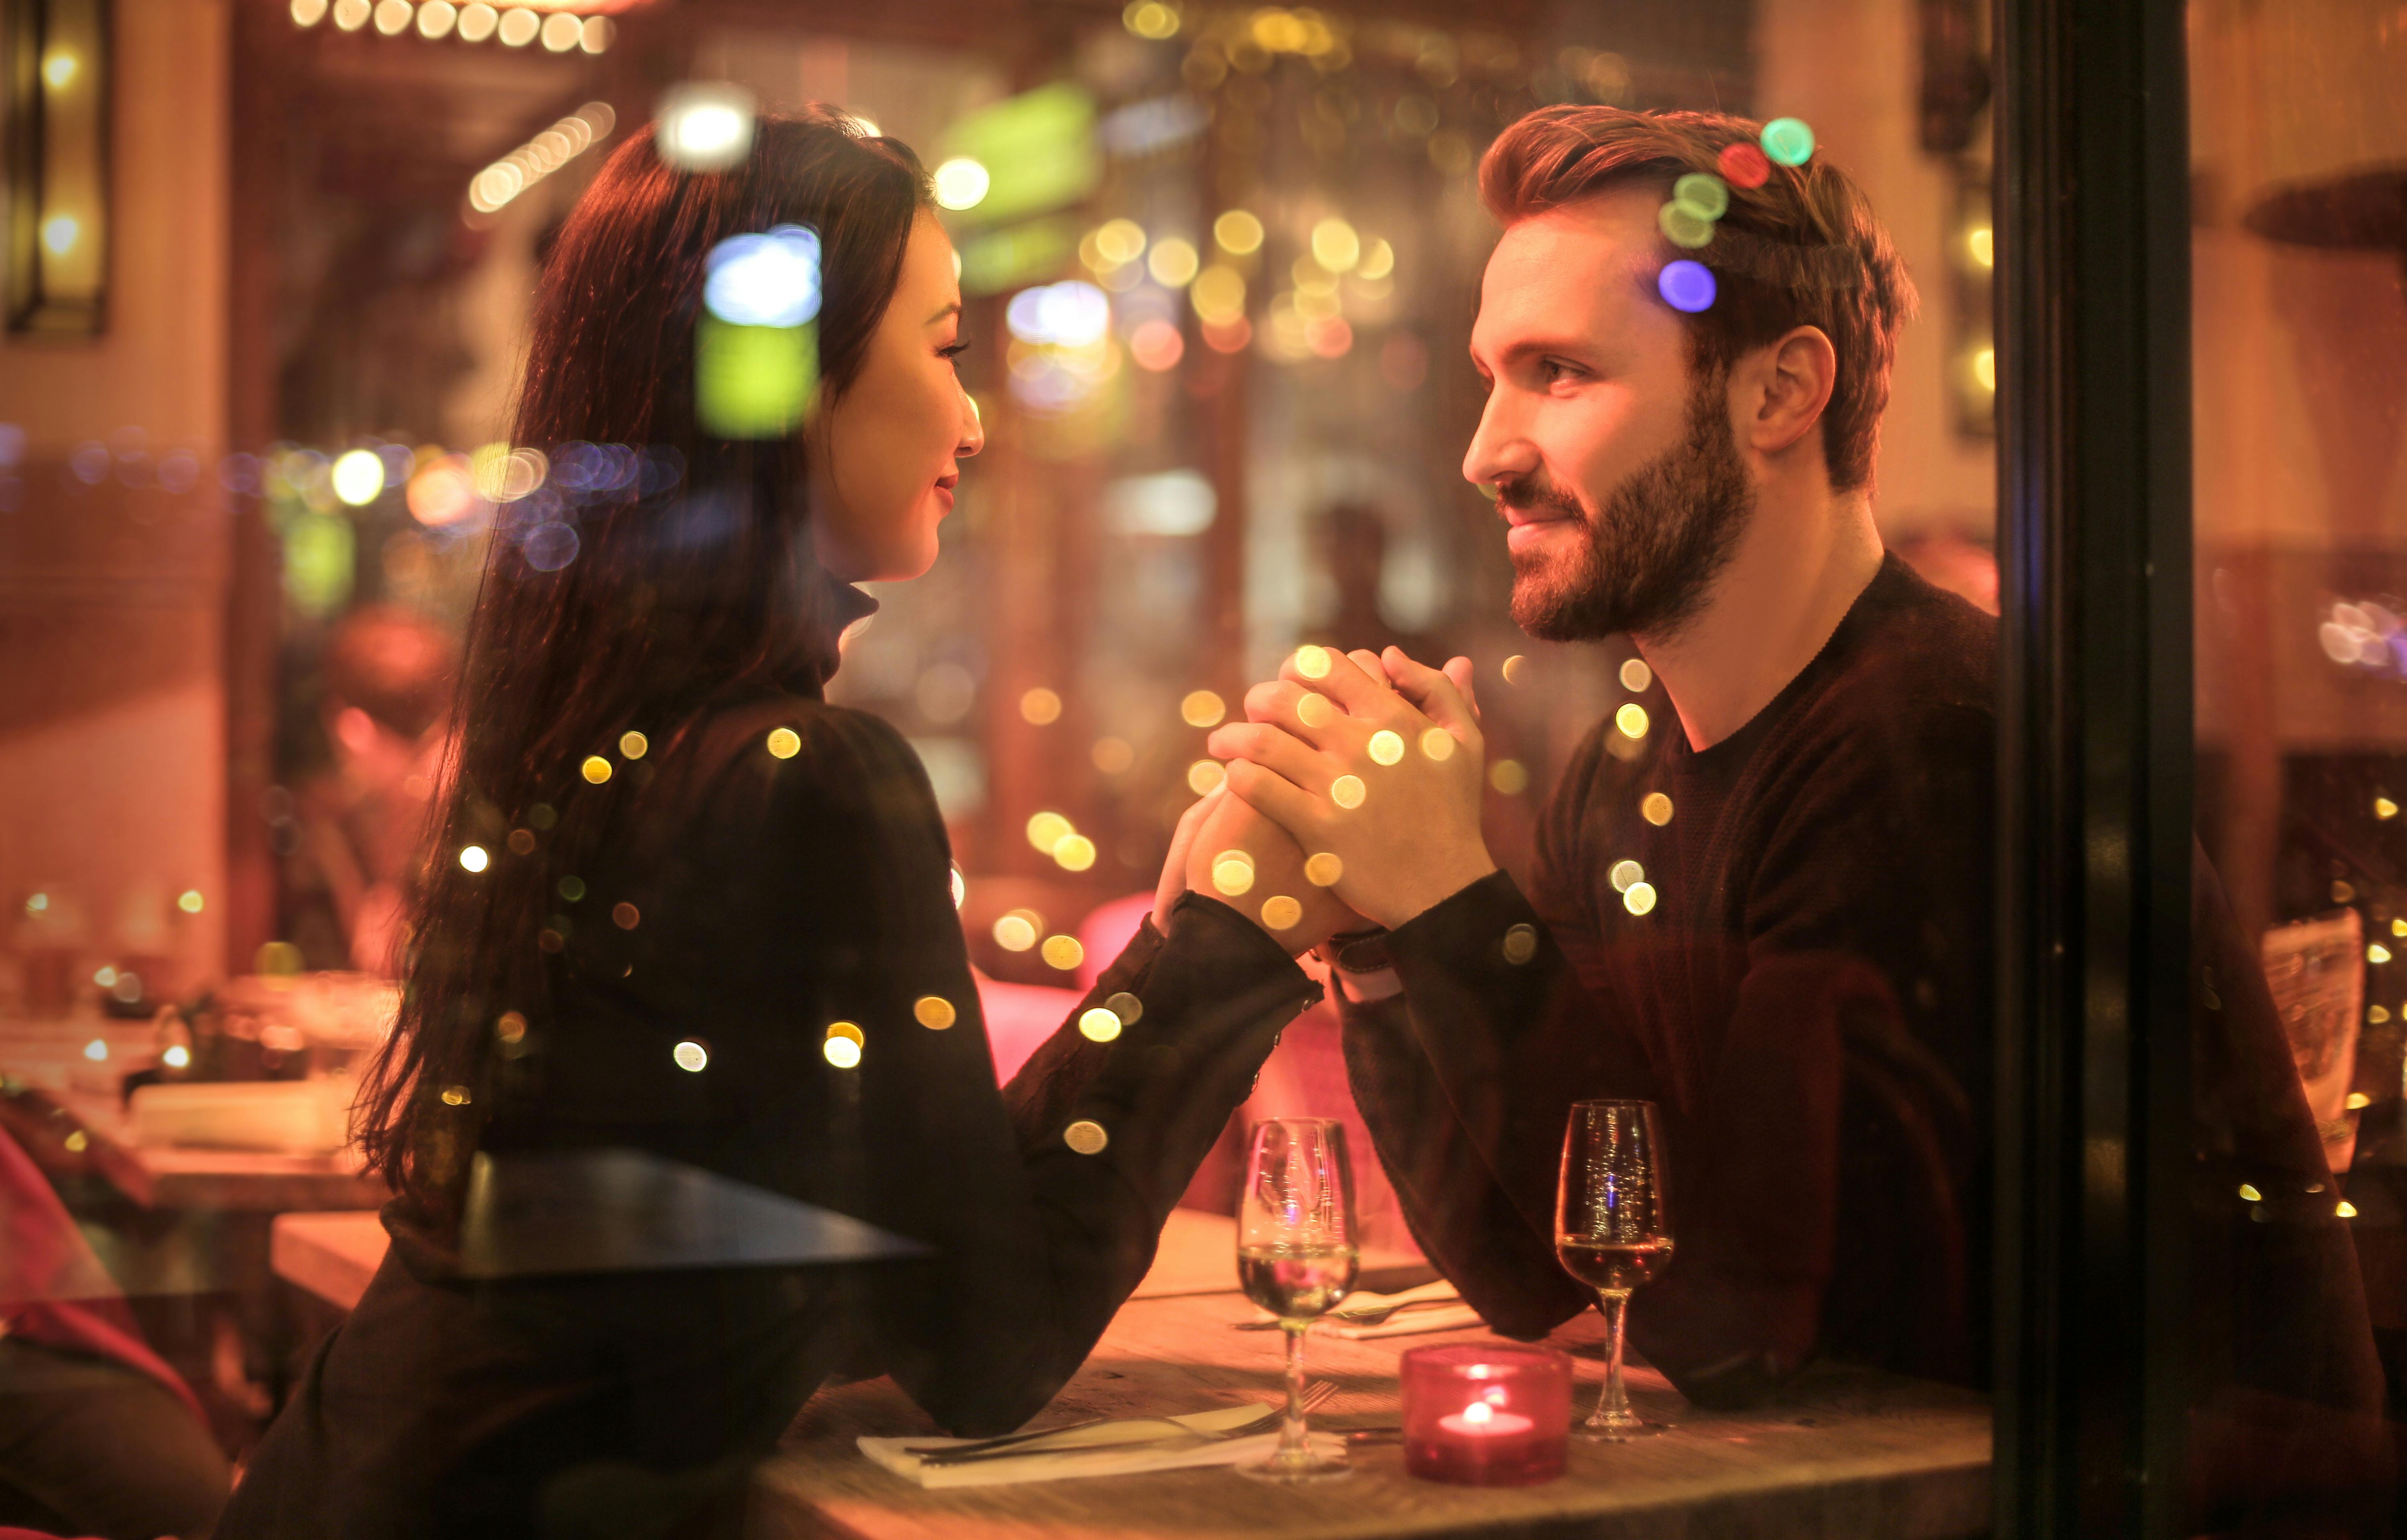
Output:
top-left (1236, 1118), bottom-right (1358, 1482)
top-left (1556, 1098), bottom-right (1674, 1441)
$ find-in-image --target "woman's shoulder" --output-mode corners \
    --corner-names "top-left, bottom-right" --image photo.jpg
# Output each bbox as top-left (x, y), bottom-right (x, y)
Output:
top-left (660, 694), bottom-right (935, 829)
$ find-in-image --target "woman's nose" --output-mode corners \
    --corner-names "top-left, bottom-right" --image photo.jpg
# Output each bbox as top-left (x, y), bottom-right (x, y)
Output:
top-left (957, 389), bottom-right (986, 458)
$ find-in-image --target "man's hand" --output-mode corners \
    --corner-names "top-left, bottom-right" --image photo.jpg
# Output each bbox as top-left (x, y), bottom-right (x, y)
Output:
top-left (1181, 785), bottom-right (1364, 954)
top-left (1206, 645), bottom-right (1497, 932)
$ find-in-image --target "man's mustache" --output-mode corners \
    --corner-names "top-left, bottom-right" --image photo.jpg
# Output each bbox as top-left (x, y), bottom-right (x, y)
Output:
top-left (1496, 470), bottom-right (1587, 522)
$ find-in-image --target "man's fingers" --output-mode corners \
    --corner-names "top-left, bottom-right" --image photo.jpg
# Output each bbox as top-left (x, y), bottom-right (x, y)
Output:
top-left (1206, 721), bottom-right (1327, 790)
top-left (1221, 758), bottom-right (1324, 843)
top-left (1383, 648), bottom-right (1480, 740)
top-left (1242, 680), bottom-right (1359, 751)
top-left (1442, 656), bottom-right (1481, 722)
top-left (1279, 644), bottom-right (1394, 718)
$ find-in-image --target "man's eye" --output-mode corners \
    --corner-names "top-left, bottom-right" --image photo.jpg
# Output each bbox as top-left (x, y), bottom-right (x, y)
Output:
top-left (1539, 359), bottom-right (1580, 384)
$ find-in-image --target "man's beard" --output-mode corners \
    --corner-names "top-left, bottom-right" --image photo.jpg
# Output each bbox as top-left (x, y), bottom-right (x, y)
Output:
top-left (1502, 373), bottom-right (1756, 643)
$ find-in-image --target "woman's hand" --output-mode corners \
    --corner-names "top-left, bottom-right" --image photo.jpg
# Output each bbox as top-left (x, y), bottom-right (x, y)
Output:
top-left (1206, 645), bottom-right (1496, 932)
top-left (1181, 787), bottom-right (1364, 954)
top-left (1153, 782), bottom-right (1227, 933)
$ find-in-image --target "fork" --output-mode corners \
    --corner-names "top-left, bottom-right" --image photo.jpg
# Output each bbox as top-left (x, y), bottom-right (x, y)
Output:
top-left (1232, 1296), bottom-right (1462, 1332)
top-left (913, 1382), bottom-right (1335, 1467)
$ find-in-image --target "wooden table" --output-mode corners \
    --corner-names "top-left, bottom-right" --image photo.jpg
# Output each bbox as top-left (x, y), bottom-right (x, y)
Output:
top-left (757, 1273), bottom-right (1991, 1539)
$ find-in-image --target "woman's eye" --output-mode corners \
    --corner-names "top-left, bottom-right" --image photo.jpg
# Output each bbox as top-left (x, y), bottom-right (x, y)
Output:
top-left (938, 341), bottom-right (971, 363)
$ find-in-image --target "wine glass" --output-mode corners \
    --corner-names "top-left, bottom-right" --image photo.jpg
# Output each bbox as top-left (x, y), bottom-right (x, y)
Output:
top-left (1236, 1118), bottom-right (1359, 1482)
top-left (1555, 1099), bottom-right (1674, 1441)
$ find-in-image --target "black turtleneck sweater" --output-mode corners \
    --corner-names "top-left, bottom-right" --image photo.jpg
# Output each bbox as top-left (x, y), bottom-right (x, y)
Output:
top-left (218, 591), bottom-right (1319, 1540)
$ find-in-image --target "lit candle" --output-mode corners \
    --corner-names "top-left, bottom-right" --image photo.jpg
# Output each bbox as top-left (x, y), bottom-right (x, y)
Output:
top-left (1437, 1399), bottom-right (1535, 1439)
top-left (1402, 1344), bottom-right (1571, 1486)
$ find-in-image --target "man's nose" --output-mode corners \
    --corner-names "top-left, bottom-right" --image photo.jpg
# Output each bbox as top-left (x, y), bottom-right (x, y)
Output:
top-left (1462, 392), bottom-right (1533, 489)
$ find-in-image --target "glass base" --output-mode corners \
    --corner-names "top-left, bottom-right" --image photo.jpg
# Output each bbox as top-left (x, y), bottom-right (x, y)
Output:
top-left (1574, 1413), bottom-right (1665, 1443)
top-left (1237, 1444), bottom-right (1353, 1482)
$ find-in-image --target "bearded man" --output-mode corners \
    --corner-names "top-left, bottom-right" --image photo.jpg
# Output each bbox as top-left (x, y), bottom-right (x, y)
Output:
top-left (1195, 106), bottom-right (1996, 1404)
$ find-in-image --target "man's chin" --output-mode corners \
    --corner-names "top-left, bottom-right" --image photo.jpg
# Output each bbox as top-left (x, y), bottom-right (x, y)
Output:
top-left (1510, 571), bottom-right (1616, 642)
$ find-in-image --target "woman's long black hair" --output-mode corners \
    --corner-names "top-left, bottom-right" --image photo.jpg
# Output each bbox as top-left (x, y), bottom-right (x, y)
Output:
top-left (354, 109), bottom-right (933, 1206)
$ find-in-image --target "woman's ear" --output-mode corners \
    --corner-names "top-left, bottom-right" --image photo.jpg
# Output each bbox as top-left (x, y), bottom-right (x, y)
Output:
top-left (1741, 325), bottom-right (1838, 460)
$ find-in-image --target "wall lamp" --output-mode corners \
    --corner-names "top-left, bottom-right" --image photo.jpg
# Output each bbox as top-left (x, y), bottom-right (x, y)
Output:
top-left (6, 0), bottom-right (110, 336)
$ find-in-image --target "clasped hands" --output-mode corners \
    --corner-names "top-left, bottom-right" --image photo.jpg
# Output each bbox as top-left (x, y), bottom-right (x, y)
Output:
top-left (1154, 645), bottom-right (1500, 952)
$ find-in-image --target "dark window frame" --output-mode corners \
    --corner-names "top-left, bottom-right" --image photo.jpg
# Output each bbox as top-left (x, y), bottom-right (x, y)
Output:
top-left (1992, 0), bottom-right (2194, 1534)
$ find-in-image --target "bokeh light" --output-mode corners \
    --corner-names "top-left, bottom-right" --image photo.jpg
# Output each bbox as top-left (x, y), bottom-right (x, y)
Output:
top-left (933, 157), bottom-right (991, 211)
top-left (1261, 895), bottom-right (1303, 929)
top-left (1187, 759), bottom-right (1225, 794)
top-left (1658, 260), bottom-right (1717, 313)
top-left (915, 996), bottom-right (957, 1029)
top-left (1717, 141), bottom-right (1771, 188)
top-left (1041, 934), bottom-right (1084, 971)
top-left (1214, 209), bottom-right (1264, 255)
top-left (1122, 0), bottom-right (1180, 39)
top-left (1330, 774), bottom-right (1366, 809)
top-left (1760, 116), bottom-right (1816, 166)
top-left (330, 448), bottom-right (386, 506)
top-left (1368, 729), bottom-right (1404, 765)
top-left (1080, 1007), bottom-right (1122, 1042)
top-left (1147, 237), bottom-right (1200, 287)
top-left (1020, 687), bottom-right (1063, 724)
top-left (993, 910), bottom-right (1040, 951)
top-left (1420, 727), bottom-right (1455, 762)
top-left (1310, 218), bottom-right (1362, 273)
top-left (459, 845), bottom-right (489, 872)
top-left (674, 1040), bottom-right (709, 1072)
top-left (1130, 319), bottom-right (1184, 371)
top-left (1181, 689), bottom-right (1226, 727)
top-left (655, 83), bottom-right (757, 172)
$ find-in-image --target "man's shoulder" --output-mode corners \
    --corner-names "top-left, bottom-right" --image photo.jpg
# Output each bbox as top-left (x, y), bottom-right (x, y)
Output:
top-left (1810, 555), bottom-right (1997, 736)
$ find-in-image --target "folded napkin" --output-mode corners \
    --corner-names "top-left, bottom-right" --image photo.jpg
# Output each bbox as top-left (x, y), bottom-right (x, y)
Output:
top-left (859, 1404), bottom-right (1339, 1487)
top-left (1329, 1302), bottom-right (1485, 1339)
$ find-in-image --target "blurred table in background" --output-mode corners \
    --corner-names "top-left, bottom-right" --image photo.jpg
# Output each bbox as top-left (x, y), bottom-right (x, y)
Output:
top-left (0, 1010), bottom-right (383, 1212)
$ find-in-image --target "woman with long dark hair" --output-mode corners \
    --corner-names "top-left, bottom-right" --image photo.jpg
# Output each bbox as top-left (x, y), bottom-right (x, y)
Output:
top-left (217, 111), bottom-right (1327, 1539)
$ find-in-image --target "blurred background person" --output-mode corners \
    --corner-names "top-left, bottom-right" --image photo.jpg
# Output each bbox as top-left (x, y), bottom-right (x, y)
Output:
top-left (281, 606), bottom-right (459, 977)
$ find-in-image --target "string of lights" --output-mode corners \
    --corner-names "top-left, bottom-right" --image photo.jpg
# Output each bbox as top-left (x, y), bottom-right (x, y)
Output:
top-left (289, 0), bottom-right (615, 54)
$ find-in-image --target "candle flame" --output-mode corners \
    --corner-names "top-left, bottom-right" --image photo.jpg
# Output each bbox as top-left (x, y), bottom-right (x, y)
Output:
top-left (1462, 1401), bottom-right (1493, 1426)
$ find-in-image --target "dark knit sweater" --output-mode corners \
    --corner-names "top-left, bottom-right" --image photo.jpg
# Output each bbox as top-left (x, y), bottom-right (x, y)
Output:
top-left (1342, 555), bottom-right (1999, 1401)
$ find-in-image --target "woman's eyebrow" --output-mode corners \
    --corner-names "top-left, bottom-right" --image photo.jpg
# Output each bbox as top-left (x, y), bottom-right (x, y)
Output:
top-left (926, 301), bottom-right (962, 324)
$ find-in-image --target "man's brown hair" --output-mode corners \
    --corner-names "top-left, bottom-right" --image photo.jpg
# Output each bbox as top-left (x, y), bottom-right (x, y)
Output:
top-left (1480, 106), bottom-right (1916, 494)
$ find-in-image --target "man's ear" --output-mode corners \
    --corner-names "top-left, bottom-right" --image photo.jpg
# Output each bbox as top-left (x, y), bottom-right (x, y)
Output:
top-left (1738, 325), bottom-right (1838, 461)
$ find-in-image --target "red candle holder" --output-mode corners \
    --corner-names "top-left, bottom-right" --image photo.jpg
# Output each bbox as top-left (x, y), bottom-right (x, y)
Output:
top-left (1399, 1343), bottom-right (1572, 1485)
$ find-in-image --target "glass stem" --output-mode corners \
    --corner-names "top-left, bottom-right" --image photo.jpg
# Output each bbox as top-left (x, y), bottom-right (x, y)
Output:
top-left (1279, 1321), bottom-right (1311, 1462)
top-left (1589, 1289), bottom-right (1632, 1427)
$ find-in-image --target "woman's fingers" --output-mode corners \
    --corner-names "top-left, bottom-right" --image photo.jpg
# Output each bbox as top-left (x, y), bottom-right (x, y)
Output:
top-left (1207, 721), bottom-right (1328, 790)
top-left (1155, 783), bottom-right (1225, 928)
top-left (1221, 758), bottom-right (1325, 843)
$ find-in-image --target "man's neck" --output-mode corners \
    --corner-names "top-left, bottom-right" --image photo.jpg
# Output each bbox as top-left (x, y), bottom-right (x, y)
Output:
top-left (1637, 487), bottom-right (1885, 751)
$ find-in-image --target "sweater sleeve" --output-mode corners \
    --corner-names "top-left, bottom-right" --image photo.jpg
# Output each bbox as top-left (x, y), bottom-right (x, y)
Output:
top-left (651, 706), bottom-right (1318, 1434)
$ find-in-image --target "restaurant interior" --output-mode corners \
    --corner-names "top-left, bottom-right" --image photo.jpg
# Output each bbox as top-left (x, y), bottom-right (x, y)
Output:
top-left (1, 0), bottom-right (2404, 1534)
